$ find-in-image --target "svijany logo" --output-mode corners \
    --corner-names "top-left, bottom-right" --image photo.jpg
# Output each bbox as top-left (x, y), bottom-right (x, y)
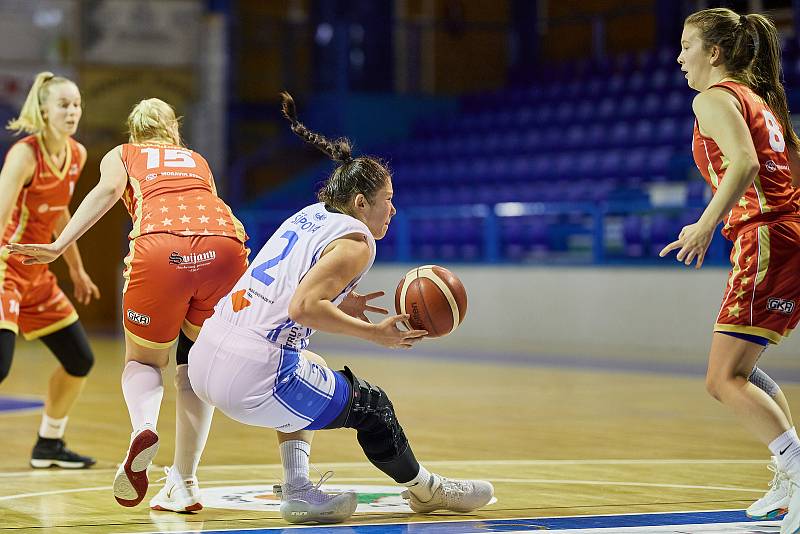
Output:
top-left (767, 297), bottom-right (795, 315)
top-left (169, 250), bottom-right (217, 265)
top-left (126, 309), bottom-right (151, 326)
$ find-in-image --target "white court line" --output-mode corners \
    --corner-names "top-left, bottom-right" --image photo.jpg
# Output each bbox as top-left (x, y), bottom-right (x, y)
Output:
top-left (0, 458), bottom-right (771, 478)
top-left (0, 477), bottom-right (765, 502)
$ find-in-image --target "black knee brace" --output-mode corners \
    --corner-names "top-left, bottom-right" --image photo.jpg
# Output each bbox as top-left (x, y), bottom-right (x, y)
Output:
top-left (0, 329), bottom-right (15, 383)
top-left (40, 322), bottom-right (94, 377)
top-left (326, 366), bottom-right (420, 483)
top-left (176, 330), bottom-right (193, 365)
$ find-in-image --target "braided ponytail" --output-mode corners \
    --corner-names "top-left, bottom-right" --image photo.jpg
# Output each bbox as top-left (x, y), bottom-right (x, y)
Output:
top-left (279, 91), bottom-right (389, 215)
top-left (280, 92), bottom-right (353, 163)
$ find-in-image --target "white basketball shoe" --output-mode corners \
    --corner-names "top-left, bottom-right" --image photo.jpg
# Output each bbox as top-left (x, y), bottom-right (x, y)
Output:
top-left (150, 466), bottom-right (203, 512)
top-left (273, 472), bottom-right (357, 524)
top-left (401, 474), bottom-right (494, 513)
top-left (747, 456), bottom-right (790, 520)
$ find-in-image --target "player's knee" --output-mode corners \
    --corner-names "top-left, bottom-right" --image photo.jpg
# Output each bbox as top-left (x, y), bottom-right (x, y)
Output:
top-left (338, 367), bottom-right (407, 460)
top-left (62, 349), bottom-right (94, 377)
top-left (176, 330), bottom-right (194, 366)
top-left (705, 374), bottom-right (723, 401)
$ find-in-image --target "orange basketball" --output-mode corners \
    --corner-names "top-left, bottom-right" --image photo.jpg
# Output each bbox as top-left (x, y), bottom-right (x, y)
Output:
top-left (394, 265), bottom-right (467, 338)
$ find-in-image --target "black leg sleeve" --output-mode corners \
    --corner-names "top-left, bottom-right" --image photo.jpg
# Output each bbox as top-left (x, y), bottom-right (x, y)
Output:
top-left (0, 329), bottom-right (15, 383)
top-left (39, 322), bottom-right (94, 377)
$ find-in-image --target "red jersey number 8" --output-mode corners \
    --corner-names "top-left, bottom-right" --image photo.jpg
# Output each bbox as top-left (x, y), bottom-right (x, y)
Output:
top-left (762, 109), bottom-right (786, 153)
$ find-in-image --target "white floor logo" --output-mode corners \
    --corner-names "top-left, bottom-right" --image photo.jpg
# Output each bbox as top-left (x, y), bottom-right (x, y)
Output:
top-left (201, 484), bottom-right (498, 513)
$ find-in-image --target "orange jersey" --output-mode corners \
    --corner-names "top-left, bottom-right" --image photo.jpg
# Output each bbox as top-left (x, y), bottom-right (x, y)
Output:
top-left (120, 143), bottom-right (247, 243)
top-left (692, 81), bottom-right (800, 241)
top-left (1, 134), bottom-right (82, 248)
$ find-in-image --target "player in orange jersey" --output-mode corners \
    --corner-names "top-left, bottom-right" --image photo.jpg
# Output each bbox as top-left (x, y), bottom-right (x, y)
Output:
top-left (7, 98), bottom-right (249, 510)
top-left (0, 72), bottom-right (99, 469)
top-left (662, 8), bottom-right (800, 532)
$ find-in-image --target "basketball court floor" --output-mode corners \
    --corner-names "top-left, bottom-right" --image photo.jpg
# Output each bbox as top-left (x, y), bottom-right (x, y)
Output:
top-left (3, 335), bottom-right (799, 533)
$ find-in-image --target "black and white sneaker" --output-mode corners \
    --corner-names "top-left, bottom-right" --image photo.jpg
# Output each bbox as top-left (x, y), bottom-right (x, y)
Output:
top-left (30, 437), bottom-right (96, 469)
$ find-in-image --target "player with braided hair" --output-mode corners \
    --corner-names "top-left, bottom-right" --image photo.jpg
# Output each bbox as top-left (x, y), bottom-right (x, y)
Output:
top-left (185, 92), bottom-right (494, 524)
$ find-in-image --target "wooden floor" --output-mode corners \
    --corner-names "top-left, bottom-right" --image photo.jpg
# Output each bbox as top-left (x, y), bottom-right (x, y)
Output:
top-left (1, 335), bottom-right (797, 533)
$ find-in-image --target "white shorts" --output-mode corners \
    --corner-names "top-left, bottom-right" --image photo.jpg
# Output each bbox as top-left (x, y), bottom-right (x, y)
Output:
top-left (188, 315), bottom-right (340, 432)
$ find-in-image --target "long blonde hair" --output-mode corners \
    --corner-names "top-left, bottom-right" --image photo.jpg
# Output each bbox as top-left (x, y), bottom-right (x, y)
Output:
top-left (126, 98), bottom-right (183, 146)
top-left (6, 72), bottom-right (77, 135)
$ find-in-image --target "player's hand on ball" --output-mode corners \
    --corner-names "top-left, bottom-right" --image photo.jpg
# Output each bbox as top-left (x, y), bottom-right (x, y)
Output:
top-left (371, 314), bottom-right (427, 349)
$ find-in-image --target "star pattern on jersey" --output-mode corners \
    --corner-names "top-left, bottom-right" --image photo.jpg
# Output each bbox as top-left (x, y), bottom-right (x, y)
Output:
top-left (727, 302), bottom-right (742, 318)
top-left (740, 212), bottom-right (751, 222)
top-left (738, 197), bottom-right (749, 208)
top-left (139, 194), bottom-right (238, 238)
top-left (740, 275), bottom-right (750, 287)
top-left (735, 288), bottom-right (747, 299)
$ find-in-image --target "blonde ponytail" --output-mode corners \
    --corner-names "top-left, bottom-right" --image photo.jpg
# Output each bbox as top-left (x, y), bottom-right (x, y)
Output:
top-left (126, 98), bottom-right (183, 146)
top-left (6, 72), bottom-right (74, 135)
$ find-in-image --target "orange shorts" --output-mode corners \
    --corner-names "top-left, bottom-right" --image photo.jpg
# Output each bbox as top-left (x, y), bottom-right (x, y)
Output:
top-left (715, 220), bottom-right (800, 344)
top-left (122, 233), bottom-right (248, 348)
top-left (0, 257), bottom-right (78, 339)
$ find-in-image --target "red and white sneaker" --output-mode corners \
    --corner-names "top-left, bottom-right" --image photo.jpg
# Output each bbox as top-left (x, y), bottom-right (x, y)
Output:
top-left (113, 426), bottom-right (159, 507)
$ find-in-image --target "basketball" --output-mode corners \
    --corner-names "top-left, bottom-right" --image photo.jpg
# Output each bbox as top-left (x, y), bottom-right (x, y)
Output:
top-left (394, 265), bottom-right (467, 338)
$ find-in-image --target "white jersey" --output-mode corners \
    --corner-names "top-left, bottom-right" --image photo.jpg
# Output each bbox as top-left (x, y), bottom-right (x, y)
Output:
top-left (214, 202), bottom-right (376, 350)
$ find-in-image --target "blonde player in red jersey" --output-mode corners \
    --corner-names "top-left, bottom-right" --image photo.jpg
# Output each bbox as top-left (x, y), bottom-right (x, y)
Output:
top-left (662, 8), bottom-right (800, 533)
top-left (7, 98), bottom-right (249, 510)
top-left (0, 72), bottom-right (99, 469)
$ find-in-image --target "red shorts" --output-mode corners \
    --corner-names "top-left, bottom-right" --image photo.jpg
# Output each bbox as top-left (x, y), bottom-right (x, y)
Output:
top-left (122, 233), bottom-right (248, 348)
top-left (715, 220), bottom-right (800, 344)
top-left (0, 256), bottom-right (78, 339)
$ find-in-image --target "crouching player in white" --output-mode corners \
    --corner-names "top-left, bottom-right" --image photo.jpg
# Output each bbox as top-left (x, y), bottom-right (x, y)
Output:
top-left (186, 93), bottom-right (494, 524)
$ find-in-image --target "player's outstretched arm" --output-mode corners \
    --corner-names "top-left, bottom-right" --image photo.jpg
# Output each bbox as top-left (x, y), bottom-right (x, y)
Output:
top-left (6, 146), bottom-right (128, 264)
top-left (289, 235), bottom-right (426, 348)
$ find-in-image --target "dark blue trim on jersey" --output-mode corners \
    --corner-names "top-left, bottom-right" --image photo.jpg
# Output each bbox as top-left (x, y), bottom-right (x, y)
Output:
top-left (190, 509), bottom-right (760, 533)
top-left (305, 370), bottom-right (350, 430)
top-left (276, 347), bottom-right (300, 384)
top-left (719, 330), bottom-right (770, 346)
top-left (267, 318), bottom-right (295, 343)
top-left (273, 349), bottom-right (334, 422)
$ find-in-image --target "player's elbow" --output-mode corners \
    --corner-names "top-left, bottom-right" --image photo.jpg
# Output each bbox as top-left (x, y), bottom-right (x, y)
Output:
top-left (740, 155), bottom-right (760, 177)
top-left (288, 296), bottom-right (313, 324)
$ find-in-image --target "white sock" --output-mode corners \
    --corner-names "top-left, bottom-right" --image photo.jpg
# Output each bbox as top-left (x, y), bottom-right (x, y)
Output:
top-left (279, 439), bottom-right (311, 486)
top-left (403, 465), bottom-right (436, 501)
top-left (39, 414), bottom-right (67, 439)
top-left (173, 364), bottom-right (213, 478)
top-left (121, 360), bottom-right (164, 433)
top-left (769, 427), bottom-right (800, 477)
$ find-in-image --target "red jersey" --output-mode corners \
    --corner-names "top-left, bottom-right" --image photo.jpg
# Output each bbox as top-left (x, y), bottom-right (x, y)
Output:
top-left (120, 143), bottom-right (247, 243)
top-left (1, 134), bottom-right (82, 248)
top-left (692, 81), bottom-right (800, 240)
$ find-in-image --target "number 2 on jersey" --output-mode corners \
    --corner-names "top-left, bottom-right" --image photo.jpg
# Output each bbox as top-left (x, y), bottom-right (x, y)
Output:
top-left (251, 231), bottom-right (298, 286)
